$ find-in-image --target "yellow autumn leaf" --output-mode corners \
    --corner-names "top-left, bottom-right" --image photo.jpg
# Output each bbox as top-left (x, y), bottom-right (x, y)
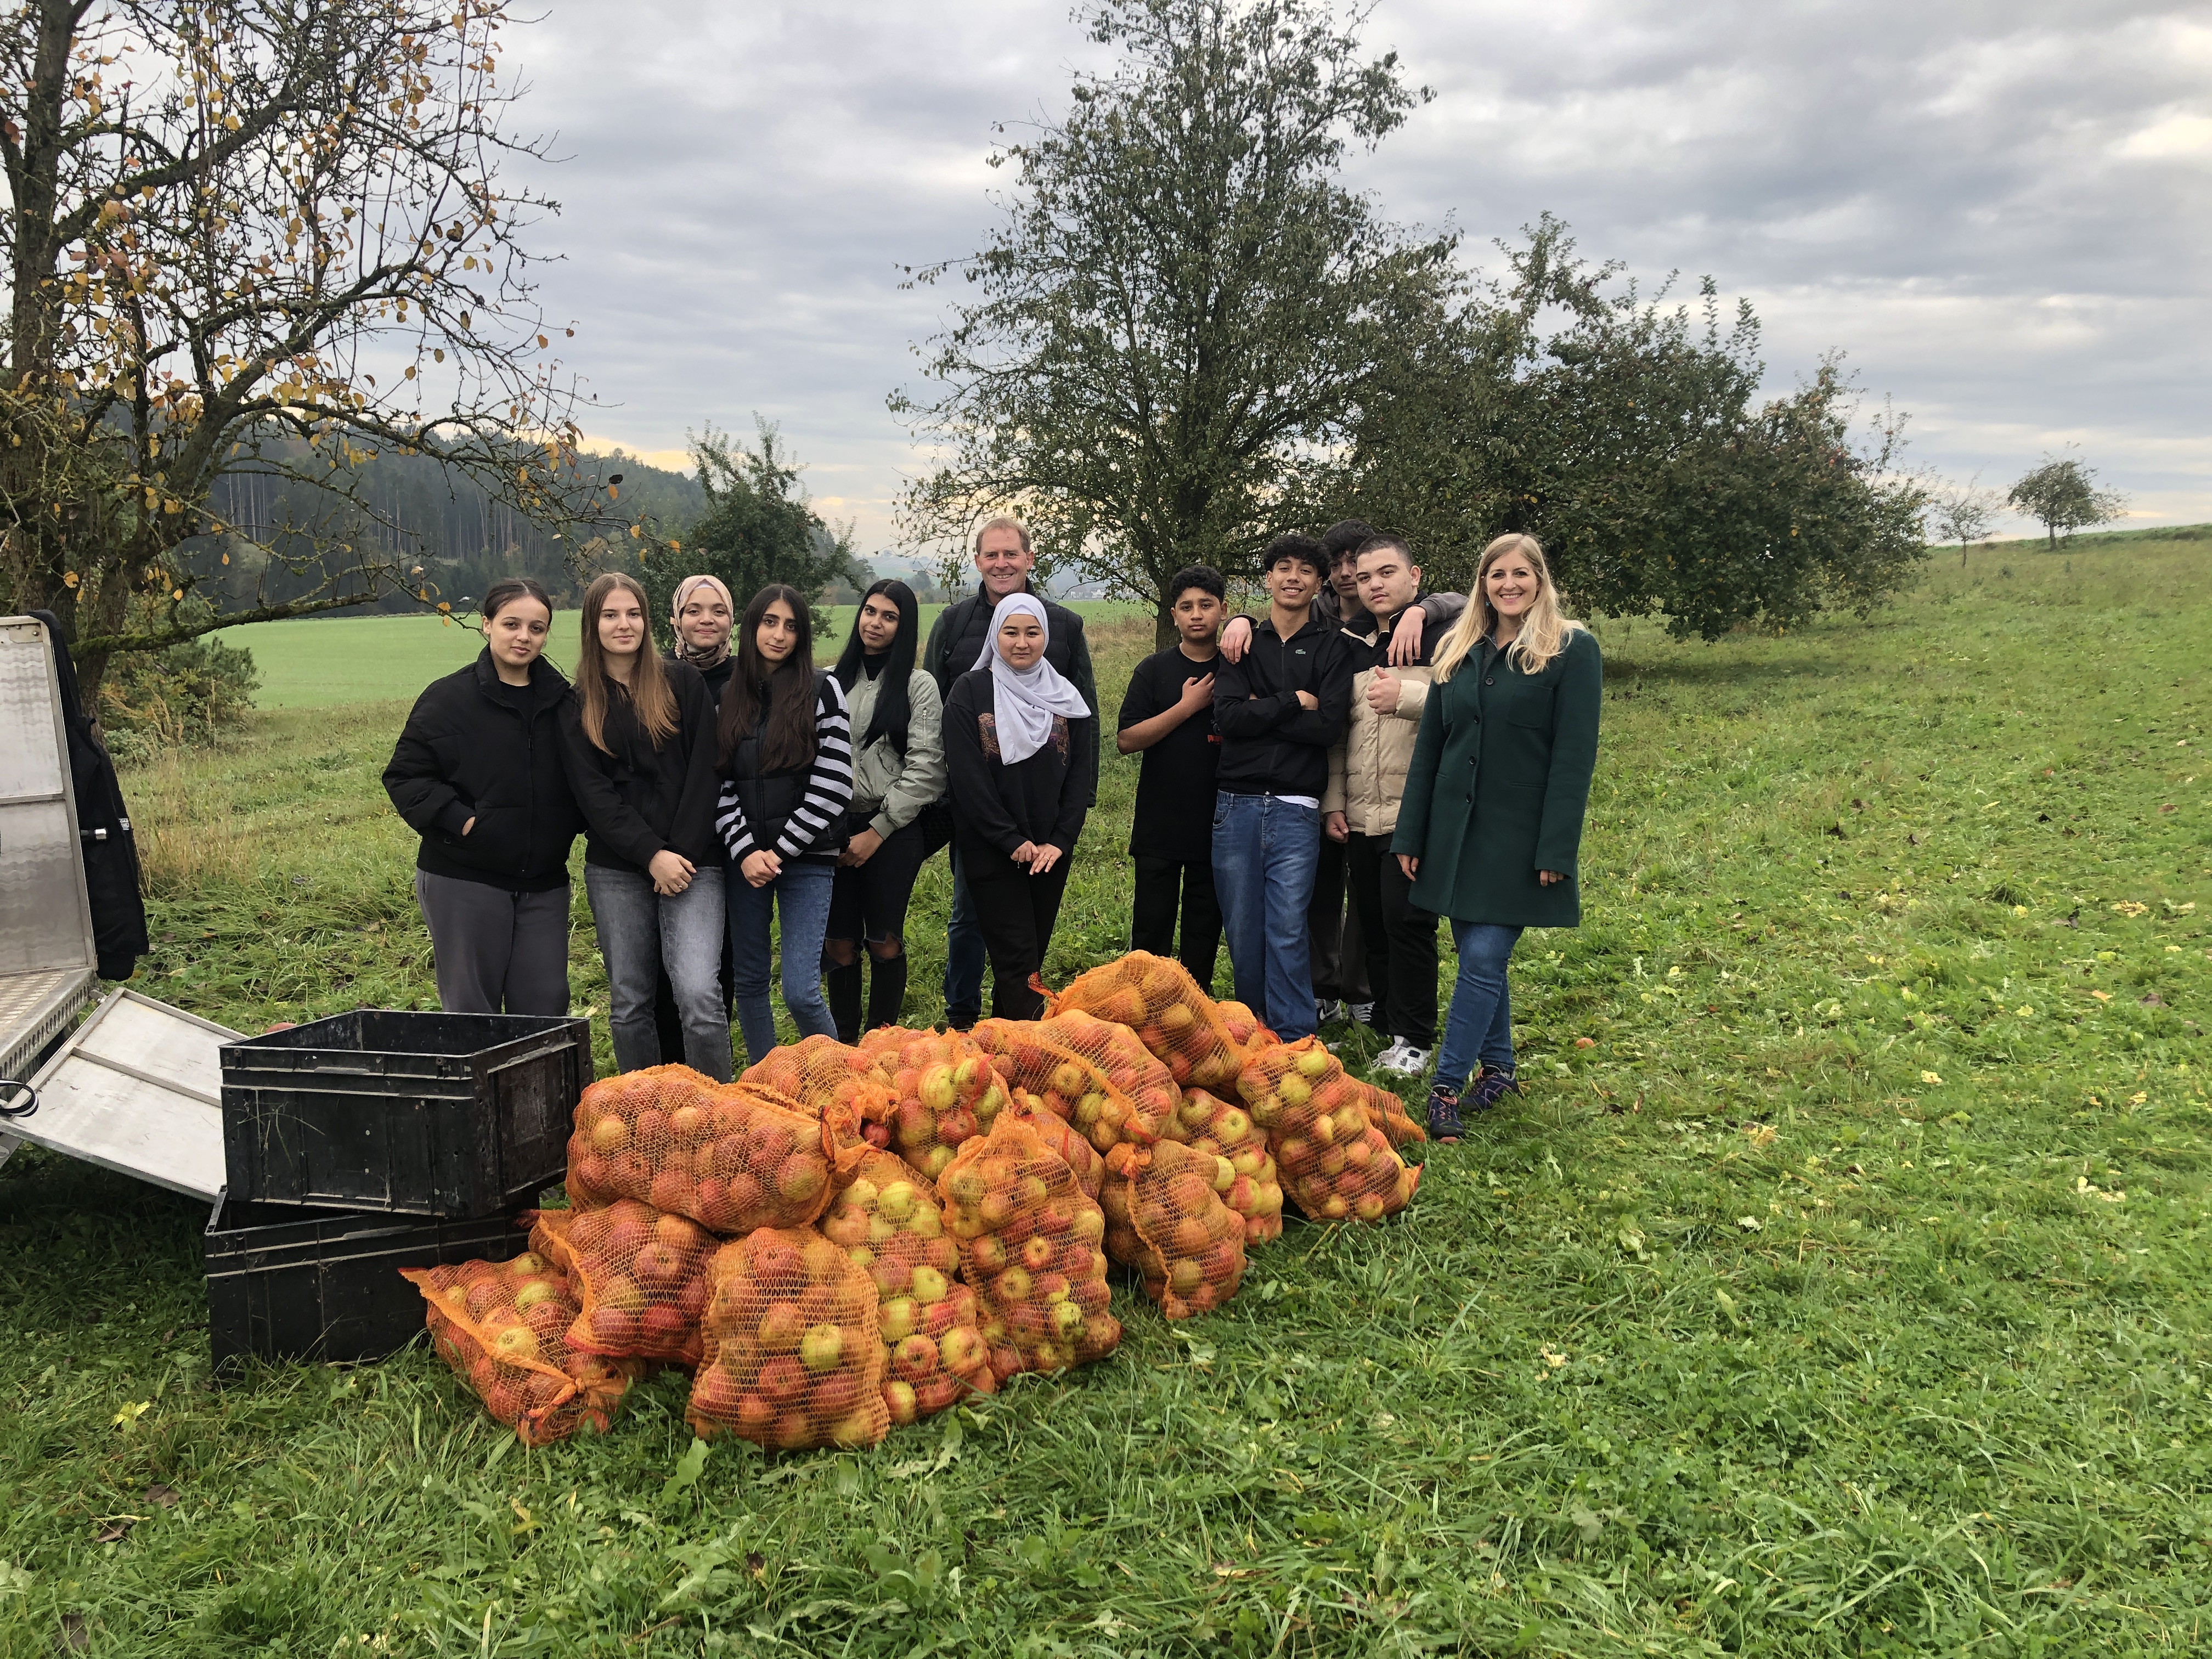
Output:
top-left (1921, 1070), bottom-right (1942, 1085)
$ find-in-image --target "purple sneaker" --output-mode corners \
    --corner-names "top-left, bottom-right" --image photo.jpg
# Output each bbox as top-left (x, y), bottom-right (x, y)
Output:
top-left (1424, 1086), bottom-right (1464, 1143)
top-left (1466, 1069), bottom-right (1520, 1114)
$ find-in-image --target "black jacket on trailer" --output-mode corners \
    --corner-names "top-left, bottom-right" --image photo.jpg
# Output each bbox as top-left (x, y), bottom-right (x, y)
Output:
top-left (941, 669), bottom-right (1095, 859)
top-left (33, 611), bottom-right (147, 980)
top-left (557, 661), bottom-right (724, 874)
top-left (1210, 610), bottom-right (1354, 802)
top-left (382, 650), bottom-right (583, 892)
top-left (922, 583), bottom-right (1099, 806)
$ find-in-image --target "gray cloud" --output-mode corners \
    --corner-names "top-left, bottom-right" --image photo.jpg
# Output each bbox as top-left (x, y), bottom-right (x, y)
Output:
top-left (511, 1), bottom-right (2211, 550)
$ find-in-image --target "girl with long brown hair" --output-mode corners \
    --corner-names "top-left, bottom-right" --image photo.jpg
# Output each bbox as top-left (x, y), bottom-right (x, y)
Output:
top-left (558, 571), bottom-right (732, 1079)
top-left (715, 584), bottom-right (854, 1063)
top-left (1392, 534), bottom-right (1601, 1142)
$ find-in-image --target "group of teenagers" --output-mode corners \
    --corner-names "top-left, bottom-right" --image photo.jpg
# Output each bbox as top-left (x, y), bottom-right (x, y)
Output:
top-left (380, 512), bottom-right (1599, 1144)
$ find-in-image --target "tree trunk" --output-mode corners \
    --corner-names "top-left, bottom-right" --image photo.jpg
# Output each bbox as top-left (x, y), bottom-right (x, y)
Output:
top-left (1155, 599), bottom-right (1178, 651)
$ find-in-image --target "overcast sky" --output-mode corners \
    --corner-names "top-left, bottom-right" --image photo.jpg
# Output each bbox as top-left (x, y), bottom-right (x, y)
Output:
top-left (507, 0), bottom-right (2211, 556)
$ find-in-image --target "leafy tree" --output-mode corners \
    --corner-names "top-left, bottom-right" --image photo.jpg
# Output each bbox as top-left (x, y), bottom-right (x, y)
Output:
top-left (2008, 453), bottom-right (2126, 549)
top-left (637, 421), bottom-right (858, 647)
top-left (891, 0), bottom-right (1454, 646)
top-left (1928, 476), bottom-right (1999, 563)
top-left (0, 0), bottom-right (622, 689)
top-left (1339, 218), bottom-right (1932, 639)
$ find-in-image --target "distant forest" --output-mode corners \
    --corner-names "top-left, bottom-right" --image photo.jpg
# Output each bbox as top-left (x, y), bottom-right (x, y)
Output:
top-left (190, 444), bottom-right (712, 618)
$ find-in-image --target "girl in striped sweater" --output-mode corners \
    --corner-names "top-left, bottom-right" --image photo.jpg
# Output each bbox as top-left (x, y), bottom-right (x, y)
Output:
top-left (716, 583), bottom-right (854, 1062)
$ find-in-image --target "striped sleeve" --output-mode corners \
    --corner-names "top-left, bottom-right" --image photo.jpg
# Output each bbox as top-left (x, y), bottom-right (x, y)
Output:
top-left (714, 778), bottom-right (757, 861)
top-left (774, 675), bottom-right (855, 859)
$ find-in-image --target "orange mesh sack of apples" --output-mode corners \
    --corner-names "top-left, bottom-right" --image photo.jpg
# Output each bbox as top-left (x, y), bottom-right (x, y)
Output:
top-left (1347, 1076), bottom-right (1426, 1149)
top-left (567, 1066), bottom-right (845, 1235)
top-left (972, 1015), bottom-right (1168, 1155)
top-left (530, 1200), bottom-right (713, 1368)
top-left (1238, 1039), bottom-right (1420, 1223)
top-left (816, 1149), bottom-right (995, 1424)
top-left (1216, 1001), bottom-right (1277, 1053)
top-left (1003, 1087), bottom-right (1104, 1199)
top-left (741, 1035), bottom-right (899, 1150)
top-left (938, 1113), bottom-right (1119, 1379)
top-left (1102, 1139), bottom-right (1247, 1318)
top-left (686, 1226), bottom-right (889, 1451)
top-left (1154, 1086), bottom-right (1283, 1243)
top-left (1045, 951), bottom-right (1246, 1091)
top-left (856, 1028), bottom-right (1012, 1179)
top-left (404, 1255), bottom-right (635, 1446)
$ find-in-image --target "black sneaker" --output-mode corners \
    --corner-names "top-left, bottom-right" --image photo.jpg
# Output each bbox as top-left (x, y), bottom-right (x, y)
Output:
top-left (1424, 1086), bottom-right (1464, 1144)
top-left (1467, 1069), bottom-right (1520, 1114)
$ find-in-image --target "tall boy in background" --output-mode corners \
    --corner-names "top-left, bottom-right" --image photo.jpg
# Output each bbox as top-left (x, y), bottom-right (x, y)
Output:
top-left (1324, 534), bottom-right (1444, 1076)
top-left (1211, 535), bottom-right (1352, 1042)
top-left (1117, 566), bottom-right (1228, 989)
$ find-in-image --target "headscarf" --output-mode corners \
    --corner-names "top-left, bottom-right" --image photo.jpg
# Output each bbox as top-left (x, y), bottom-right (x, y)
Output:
top-left (970, 593), bottom-right (1091, 765)
top-left (669, 574), bottom-right (735, 672)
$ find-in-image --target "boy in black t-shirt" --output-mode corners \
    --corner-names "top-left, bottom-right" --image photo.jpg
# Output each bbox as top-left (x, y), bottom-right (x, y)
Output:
top-left (1116, 566), bottom-right (1227, 989)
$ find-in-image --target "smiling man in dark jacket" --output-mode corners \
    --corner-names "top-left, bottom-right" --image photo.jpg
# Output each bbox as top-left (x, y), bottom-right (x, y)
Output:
top-left (1210, 534), bottom-right (1352, 1042)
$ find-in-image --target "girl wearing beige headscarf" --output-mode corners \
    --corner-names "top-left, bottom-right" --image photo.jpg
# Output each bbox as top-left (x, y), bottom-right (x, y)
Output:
top-left (669, 574), bottom-right (736, 701)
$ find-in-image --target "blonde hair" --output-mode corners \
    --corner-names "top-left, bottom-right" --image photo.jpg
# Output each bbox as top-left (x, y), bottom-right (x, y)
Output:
top-left (1431, 534), bottom-right (1586, 682)
top-left (972, 514), bottom-right (1032, 556)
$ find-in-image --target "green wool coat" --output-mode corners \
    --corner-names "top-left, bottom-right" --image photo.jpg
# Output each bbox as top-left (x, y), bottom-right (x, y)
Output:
top-left (1391, 628), bottom-right (1602, 928)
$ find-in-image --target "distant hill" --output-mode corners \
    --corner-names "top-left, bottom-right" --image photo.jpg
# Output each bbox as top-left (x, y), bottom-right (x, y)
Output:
top-left (194, 443), bottom-right (709, 617)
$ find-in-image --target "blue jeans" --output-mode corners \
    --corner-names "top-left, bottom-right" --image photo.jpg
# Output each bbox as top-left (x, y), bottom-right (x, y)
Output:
top-left (583, 864), bottom-right (731, 1080)
top-left (1210, 792), bottom-right (1322, 1042)
top-left (1436, 921), bottom-right (1523, 1093)
top-left (941, 844), bottom-right (988, 1024)
top-left (727, 859), bottom-right (837, 1065)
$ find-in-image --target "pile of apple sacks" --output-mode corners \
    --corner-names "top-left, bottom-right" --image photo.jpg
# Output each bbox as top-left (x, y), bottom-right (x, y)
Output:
top-left (408, 954), bottom-right (1420, 1450)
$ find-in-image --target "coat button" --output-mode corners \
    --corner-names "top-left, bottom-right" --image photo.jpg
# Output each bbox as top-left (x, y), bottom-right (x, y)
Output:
top-left (1484, 677), bottom-right (1495, 686)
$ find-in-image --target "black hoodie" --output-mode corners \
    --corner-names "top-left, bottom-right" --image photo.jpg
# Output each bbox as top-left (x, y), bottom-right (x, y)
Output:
top-left (1209, 608), bottom-right (1353, 800)
top-left (383, 650), bottom-right (583, 890)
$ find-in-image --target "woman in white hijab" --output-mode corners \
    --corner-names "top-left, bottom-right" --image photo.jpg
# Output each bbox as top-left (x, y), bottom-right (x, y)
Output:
top-left (940, 594), bottom-right (1096, 1019)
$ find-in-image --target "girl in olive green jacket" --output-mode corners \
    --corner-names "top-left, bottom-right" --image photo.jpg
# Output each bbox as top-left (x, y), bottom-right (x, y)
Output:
top-left (825, 580), bottom-right (946, 1038)
top-left (1393, 534), bottom-right (1601, 1141)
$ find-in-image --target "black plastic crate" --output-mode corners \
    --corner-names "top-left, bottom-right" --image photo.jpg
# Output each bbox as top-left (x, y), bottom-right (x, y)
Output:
top-left (219, 1009), bottom-right (589, 1218)
top-left (204, 1193), bottom-right (527, 1375)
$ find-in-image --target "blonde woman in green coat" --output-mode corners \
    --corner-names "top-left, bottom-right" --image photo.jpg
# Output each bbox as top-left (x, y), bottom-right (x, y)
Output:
top-left (1392, 534), bottom-right (1601, 1142)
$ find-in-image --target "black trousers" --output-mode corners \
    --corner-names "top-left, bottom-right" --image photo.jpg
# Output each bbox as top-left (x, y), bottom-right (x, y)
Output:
top-left (1305, 834), bottom-right (1370, 1004)
top-left (826, 819), bottom-right (929, 947)
top-left (1131, 855), bottom-right (1222, 994)
top-left (1346, 831), bottom-right (1440, 1047)
top-left (962, 840), bottom-right (1072, 1020)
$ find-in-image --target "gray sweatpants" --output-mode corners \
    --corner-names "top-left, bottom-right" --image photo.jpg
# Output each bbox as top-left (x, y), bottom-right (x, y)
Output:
top-left (414, 869), bottom-right (571, 1016)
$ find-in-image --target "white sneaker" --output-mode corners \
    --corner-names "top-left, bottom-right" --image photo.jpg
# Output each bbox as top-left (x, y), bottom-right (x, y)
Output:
top-left (1372, 1041), bottom-right (1432, 1078)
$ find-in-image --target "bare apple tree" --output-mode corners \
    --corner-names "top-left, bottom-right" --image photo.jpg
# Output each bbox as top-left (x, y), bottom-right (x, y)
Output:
top-left (0, 0), bottom-right (623, 689)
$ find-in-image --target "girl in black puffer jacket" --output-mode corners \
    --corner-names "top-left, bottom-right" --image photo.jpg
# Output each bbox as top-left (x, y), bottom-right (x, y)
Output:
top-left (382, 578), bottom-right (583, 1015)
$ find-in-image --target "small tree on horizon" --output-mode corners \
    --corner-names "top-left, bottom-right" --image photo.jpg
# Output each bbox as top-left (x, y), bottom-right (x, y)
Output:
top-left (2008, 452), bottom-right (2128, 549)
top-left (1931, 476), bottom-right (2000, 563)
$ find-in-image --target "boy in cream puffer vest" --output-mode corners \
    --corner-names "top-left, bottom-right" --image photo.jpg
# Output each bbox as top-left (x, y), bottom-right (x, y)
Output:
top-left (1323, 534), bottom-right (1446, 1078)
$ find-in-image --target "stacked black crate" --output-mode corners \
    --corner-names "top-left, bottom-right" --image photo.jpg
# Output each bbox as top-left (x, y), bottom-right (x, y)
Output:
top-left (207, 1010), bottom-right (589, 1374)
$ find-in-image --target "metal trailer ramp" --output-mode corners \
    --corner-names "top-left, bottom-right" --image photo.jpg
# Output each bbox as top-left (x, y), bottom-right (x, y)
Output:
top-left (0, 988), bottom-right (235, 1200)
top-left (0, 614), bottom-right (100, 1087)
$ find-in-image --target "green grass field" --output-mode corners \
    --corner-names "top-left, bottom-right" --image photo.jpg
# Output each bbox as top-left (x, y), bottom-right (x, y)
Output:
top-left (217, 601), bottom-right (1149, 709)
top-left (4, 534), bottom-right (2208, 1655)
